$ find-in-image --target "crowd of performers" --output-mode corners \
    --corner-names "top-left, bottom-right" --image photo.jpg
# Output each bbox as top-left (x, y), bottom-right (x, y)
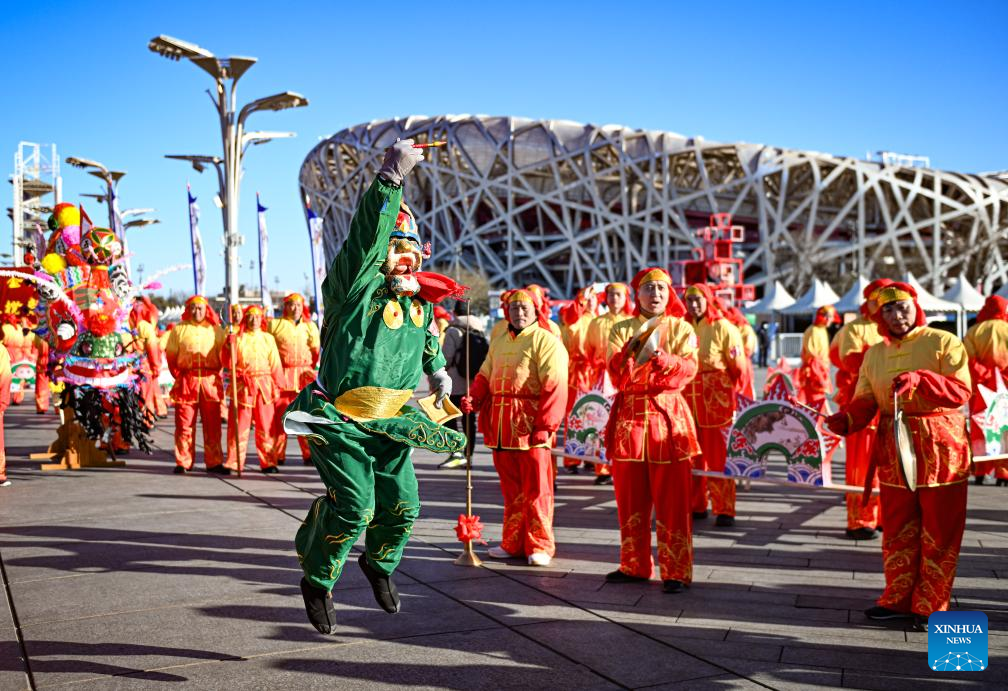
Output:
top-left (450, 274), bottom-right (1004, 629)
top-left (1, 143), bottom-right (1003, 637)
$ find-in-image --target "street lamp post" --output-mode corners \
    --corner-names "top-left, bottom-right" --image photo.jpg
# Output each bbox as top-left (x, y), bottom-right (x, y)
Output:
top-left (66, 156), bottom-right (129, 274)
top-left (149, 34), bottom-right (307, 305)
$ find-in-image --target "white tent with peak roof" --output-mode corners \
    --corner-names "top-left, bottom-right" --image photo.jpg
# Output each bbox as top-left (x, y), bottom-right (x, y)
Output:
top-left (781, 278), bottom-right (841, 314)
top-left (941, 274), bottom-right (986, 312)
top-left (834, 276), bottom-right (871, 314)
top-left (745, 280), bottom-right (795, 313)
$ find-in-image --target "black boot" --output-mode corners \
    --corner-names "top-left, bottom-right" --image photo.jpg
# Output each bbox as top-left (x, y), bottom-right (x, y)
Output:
top-left (605, 569), bottom-right (649, 584)
top-left (662, 579), bottom-right (685, 594)
top-left (358, 552), bottom-right (400, 613)
top-left (974, 475), bottom-right (985, 485)
top-left (714, 514), bottom-right (735, 527)
top-left (299, 577), bottom-right (337, 634)
top-left (692, 510), bottom-right (709, 520)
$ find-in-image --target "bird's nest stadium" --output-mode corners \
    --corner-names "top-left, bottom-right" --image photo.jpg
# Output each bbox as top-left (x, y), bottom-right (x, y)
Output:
top-left (299, 115), bottom-right (1008, 298)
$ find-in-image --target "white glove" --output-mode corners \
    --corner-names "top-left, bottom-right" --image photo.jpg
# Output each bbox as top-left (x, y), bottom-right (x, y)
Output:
top-left (431, 367), bottom-right (452, 408)
top-left (378, 138), bottom-right (423, 186)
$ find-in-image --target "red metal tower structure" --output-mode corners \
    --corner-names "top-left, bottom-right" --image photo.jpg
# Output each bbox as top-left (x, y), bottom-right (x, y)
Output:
top-left (669, 213), bottom-right (755, 308)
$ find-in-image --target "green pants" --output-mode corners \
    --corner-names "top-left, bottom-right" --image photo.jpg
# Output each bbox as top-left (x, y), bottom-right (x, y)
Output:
top-left (295, 420), bottom-right (420, 592)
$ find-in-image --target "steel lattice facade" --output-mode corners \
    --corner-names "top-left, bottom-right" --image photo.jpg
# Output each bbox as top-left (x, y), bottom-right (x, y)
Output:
top-left (299, 115), bottom-right (1008, 298)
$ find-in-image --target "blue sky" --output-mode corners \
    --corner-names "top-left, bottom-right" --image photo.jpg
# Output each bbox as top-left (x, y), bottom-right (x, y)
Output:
top-left (2, 0), bottom-right (1005, 298)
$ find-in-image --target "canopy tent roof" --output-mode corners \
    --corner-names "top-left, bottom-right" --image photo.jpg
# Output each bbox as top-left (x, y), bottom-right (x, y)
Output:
top-left (941, 274), bottom-right (986, 312)
top-left (744, 280), bottom-right (795, 313)
top-left (833, 276), bottom-right (871, 314)
top-left (904, 272), bottom-right (961, 312)
top-left (781, 278), bottom-right (841, 314)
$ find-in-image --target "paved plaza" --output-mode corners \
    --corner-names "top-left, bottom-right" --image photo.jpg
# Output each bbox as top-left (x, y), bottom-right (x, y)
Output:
top-left (0, 401), bottom-right (1005, 690)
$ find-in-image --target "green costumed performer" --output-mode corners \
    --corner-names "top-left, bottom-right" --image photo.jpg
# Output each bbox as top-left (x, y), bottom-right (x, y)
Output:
top-left (285, 139), bottom-right (467, 634)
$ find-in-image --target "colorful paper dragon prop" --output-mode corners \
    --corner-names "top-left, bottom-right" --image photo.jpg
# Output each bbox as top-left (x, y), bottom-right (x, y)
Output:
top-left (19, 202), bottom-right (154, 454)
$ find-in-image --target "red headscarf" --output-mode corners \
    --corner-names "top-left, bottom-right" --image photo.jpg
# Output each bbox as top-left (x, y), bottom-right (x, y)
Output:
top-left (860, 278), bottom-right (895, 317)
top-left (523, 284), bottom-right (553, 325)
top-left (814, 305), bottom-right (840, 327)
top-left (183, 295), bottom-right (221, 326)
top-left (240, 304), bottom-right (269, 333)
top-left (683, 283), bottom-right (723, 323)
top-left (605, 282), bottom-right (634, 316)
top-left (282, 292), bottom-right (310, 317)
top-left (870, 281), bottom-right (926, 339)
top-left (130, 296), bottom-right (159, 329)
top-left (724, 305), bottom-right (749, 330)
top-left (630, 268), bottom-right (686, 318)
top-left (976, 295), bottom-right (1008, 325)
top-left (559, 286), bottom-right (598, 326)
top-left (433, 305), bottom-right (451, 322)
top-left (507, 288), bottom-right (550, 329)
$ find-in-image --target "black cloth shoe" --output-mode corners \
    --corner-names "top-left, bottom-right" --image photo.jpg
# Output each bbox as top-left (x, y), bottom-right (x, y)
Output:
top-left (974, 475), bottom-right (985, 485)
top-left (715, 515), bottom-right (735, 527)
top-left (207, 465), bottom-right (231, 476)
top-left (692, 510), bottom-right (709, 520)
top-left (605, 569), bottom-right (649, 584)
top-left (261, 466), bottom-right (279, 474)
top-left (662, 579), bottom-right (685, 594)
top-left (912, 614), bottom-right (929, 632)
top-left (997, 478), bottom-right (1008, 487)
top-left (864, 605), bottom-right (912, 621)
top-left (358, 552), bottom-right (400, 613)
top-left (173, 465), bottom-right (189, 475)
top-left (594, 475), bottom-right (613, 485)
top-left (564, 465), bottom-right (579, 475)
top-left (845, 527), bottom-right (878, 540)
top-left (300, 577), bottom-right (336, 634)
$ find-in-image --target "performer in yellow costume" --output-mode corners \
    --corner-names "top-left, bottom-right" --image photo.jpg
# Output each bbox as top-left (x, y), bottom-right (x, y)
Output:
top-left (224, 305), bottom-right (285, 473)
top-left (826, 283), bottom-right (971, 627)
top-left (268, 293), bottom-right (320, 465)
top-left (797, 305), bottom-right (839, 405)
top-left (164, 296), bottom-right (226, 474)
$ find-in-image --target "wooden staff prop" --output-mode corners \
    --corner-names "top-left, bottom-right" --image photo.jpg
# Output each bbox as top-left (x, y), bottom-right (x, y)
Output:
top-left (228, 303), bottom-right (242, 478)
top-left (454, 299), bottom-right (483, 567)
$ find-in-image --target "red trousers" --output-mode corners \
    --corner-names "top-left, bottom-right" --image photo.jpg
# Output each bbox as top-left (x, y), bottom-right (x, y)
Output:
top-left (0, 410), bottom-right (6, 481)
top-left (691, 426), bottom-right (736, 516)
top-left (845, 424), bottom-right (881, 529)
top-left (35, 370), bottom-right (49, 413)
top-left (226, 393), bottom-right (275, 471)
top-left (877, 482), bottom-right (967, 616)
top-left (272, 390), bottom-right (311, 463)
top-left (612, 458), bottom-right (693, 582)
top-left (492, 447), bottom-right (555, 557)
top-left (174, 397), bottom-right (224, 469)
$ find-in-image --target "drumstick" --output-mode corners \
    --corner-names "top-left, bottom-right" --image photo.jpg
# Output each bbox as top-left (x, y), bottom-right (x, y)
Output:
top-left (786, 395), bottom-right (828, 419)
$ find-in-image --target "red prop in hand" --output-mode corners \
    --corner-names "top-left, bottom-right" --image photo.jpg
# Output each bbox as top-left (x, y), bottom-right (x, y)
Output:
top-left (460, 395), bottom-right (475, 414)
top-left (824, 412), bottom-right (849, 436)
top-left (893, 370), bottom-right (921, 398)
top-left (454, 514), bottom-right (486, 545)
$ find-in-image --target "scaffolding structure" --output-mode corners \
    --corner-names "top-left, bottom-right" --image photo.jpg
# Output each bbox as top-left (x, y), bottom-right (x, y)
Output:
top-left (10, 142), bottom-right (61, 265)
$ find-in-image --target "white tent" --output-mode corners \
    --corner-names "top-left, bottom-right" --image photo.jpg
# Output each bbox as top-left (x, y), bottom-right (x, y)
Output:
top-left (745, 280), bottom-right (796, 313)
top-left (833, 275), bottom-right (871, 314)
top-left (903, 272), bottom-right (961, 313)
top-left (941, 274), bottom-right (986, 312)
top-left (781, 278), bottom-right (841, 314)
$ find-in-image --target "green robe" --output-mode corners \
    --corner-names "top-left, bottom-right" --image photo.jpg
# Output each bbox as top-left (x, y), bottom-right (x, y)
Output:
top-left (288, 176), bottom-right (464, 591)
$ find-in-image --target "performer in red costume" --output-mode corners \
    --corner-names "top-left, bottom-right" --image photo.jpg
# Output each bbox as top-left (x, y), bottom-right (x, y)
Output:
top-left (130, 297), bottom-right (167, 419)
top-left (462, 288), bottom-right (568, 566)
top-left (683, 284), bottom-right (745, 527)
top-left (963, 294), bottom-right (1008, 485)
top-left (603, 267), bottom-right (701, 592)
top-left (826, 282), bottom-right (971, 628)
top-left (829, 279), bottom-right (892, 538)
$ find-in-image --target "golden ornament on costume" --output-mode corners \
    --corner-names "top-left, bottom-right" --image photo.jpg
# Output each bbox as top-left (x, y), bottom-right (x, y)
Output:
top-left (383, 300), bottom-right (404, 330)
top-left (409, 299), bottom-right (424, 327)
